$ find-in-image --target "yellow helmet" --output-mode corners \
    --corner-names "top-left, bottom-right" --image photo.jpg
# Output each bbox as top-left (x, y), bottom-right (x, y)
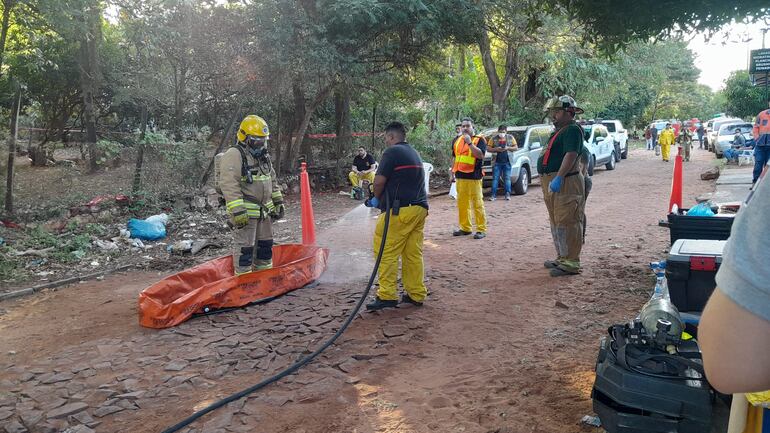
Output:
top-left (237, 115), bottom-right (270, 143)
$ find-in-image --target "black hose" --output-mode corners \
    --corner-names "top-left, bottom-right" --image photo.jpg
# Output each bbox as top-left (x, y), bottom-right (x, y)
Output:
top-left (160, 193), bottom-right (391, 433)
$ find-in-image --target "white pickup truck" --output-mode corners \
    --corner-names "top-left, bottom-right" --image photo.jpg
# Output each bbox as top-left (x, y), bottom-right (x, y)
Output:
top-left (600, 120), bottom-right (629, 161)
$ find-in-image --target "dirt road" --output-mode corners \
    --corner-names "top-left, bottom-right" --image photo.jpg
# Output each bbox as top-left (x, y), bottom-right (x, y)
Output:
top-left (0, 147), bottom-right (716, 433)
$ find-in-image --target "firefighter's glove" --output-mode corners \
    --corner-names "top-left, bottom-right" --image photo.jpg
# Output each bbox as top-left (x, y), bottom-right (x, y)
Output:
top-left (364, 196), bottom-right (379, 208)
top-left (231, 212), bottom-right (249, 228)
top-left (549, 175), bottom-right (563, 193)
top-left (270, 203), bottom-right (285, 220)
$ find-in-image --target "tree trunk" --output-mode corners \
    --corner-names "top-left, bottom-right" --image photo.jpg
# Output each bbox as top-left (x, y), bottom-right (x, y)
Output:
top-left (290, 83), bottom-right (336, 170)
top-left (0, 0), bottom-right (16, 82)
top-left (198, 101), bottom-right (243, 187)
top-left (334, 88), bottom-right (351, 159)
top-left (5, 82), bottom-right (20, 214)
top-left (478, 30), bottom-right (519, 121)
top-left (173, 61), bottom-right (188, 140)
top-left (132, 105), bottom-right (148, 195)
top-left (79, 2), bottom-right (102, 173)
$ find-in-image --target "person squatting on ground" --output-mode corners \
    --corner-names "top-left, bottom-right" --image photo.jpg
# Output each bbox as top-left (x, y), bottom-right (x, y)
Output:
top-left (658, 123), bottom-right (675, 162)
top-left (364, 122), bottom-right (429, 311)
top-left (539, 95), bottom-right (586, 277)
top-left (724, 128), bottom-right (750, 163)
top-left (489, 124), bottom-right (518, 201)
top-left (218, 115), bottom-right (284, 274)
top-left (676, 126), bottom-right (692, 162)
top-left (349, 146), bottom-right (377, 189)
top-left (751, 99), bottom-right (770, 184)
top-left (451, 117), bottom-right (488, 239)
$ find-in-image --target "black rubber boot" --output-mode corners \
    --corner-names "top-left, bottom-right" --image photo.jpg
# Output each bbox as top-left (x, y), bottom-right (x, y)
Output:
top-left (453, 230), bottom-right (472, 236)
top-left (366, 297), bottom-right (398, 311)
top-left (400, 293), bottom-right (423, 307)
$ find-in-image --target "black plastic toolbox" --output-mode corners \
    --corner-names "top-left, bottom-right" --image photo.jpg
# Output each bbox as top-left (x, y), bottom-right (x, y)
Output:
top-left (659, 210), bottom-right (734, 245)
top-left (666, 239), bottom-right (725, 313)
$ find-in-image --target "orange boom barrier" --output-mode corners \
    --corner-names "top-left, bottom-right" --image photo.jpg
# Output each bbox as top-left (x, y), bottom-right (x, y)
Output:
top-left (138, 244), bottom-right (329, 328)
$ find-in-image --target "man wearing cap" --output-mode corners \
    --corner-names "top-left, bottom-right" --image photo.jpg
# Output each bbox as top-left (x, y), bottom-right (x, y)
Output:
top-left (538, 95), bottom-right (586, 276)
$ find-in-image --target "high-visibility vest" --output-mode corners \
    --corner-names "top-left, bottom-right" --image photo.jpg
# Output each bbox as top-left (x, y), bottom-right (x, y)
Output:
top-left (754, 109), bottom-right (770, 144)
top-left (452, 136), bottom-right (481, 173)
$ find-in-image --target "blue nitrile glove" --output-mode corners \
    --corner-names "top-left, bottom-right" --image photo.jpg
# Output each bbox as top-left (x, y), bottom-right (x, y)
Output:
top-left (365, 196), bottom-right (380, 208)
top-left (549, 175), bottom-right (563, 193)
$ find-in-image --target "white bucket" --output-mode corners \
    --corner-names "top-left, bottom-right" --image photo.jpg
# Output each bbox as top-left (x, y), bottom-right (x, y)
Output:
top-left (422, 162), bottom-right (433, 195)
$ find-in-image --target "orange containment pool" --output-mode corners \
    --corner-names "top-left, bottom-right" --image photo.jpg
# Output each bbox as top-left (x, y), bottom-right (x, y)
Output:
top-left (139, 244), bottom-right (329, 328)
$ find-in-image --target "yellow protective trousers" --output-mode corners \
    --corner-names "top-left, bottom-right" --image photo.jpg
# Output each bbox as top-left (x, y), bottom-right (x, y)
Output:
top-left (349, 171), bottom-right (375, 187)
top-left (233, 216), bottom-right (273, 275)
top-left (372, 205), bottom-right (428, 302)
top-left (541, 173), bottom-right (585, 272)
top-left (661, 143), bottom-right (671, 161)
top-left (455, 178), bottom-right (487, 233)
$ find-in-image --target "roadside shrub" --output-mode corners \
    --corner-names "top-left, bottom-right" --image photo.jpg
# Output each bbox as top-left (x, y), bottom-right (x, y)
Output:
top-left (408, 121), bottom-right (455, 173)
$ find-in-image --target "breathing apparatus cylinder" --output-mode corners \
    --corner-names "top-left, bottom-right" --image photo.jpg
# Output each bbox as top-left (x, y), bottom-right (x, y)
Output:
top-left (639, 263), bottom-right (683, 342)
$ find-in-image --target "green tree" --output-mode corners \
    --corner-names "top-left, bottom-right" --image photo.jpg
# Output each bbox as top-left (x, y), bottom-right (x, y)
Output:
top-left (722, 70), bottom-right (767, 119)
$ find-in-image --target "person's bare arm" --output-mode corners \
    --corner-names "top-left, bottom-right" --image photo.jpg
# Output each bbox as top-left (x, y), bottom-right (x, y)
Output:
top-left (699, 288), bottom-right (770, 393)
top-left (373, 174), bottom-right (387, 199)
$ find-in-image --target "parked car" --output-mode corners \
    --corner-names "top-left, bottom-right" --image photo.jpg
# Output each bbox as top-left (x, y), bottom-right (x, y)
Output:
top-left (601, 120), bottom-right (629, 160)
top-left (480, 124), bottom-right (554, 195)
top-left (715, 122), bottom-right (754, 158)
top-left (706, 118), bottom-right (742, 152)
top-left (582, 123), bottom-right (616, 175)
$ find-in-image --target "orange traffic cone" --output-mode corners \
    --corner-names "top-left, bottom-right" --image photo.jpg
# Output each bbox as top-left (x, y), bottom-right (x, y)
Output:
top-left (669, 147), bottom-right (683, 213)
top-left (299, 162), bottom-right (316, 245)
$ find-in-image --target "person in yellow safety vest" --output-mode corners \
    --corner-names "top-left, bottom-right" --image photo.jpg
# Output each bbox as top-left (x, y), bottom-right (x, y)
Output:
top-left (218, 115), bottom-right (284, 274)
top-left (348, 146), bottom-right (378, 189)
top-left (451, 117), bottom-right (488, 239)
top-left (751, 99), bottom-right (770, 184)
top-left (658, 123), bottom-right (676, 162)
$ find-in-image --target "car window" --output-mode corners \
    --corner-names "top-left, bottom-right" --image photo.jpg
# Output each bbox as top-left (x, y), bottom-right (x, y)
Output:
top-left (510, 131), bottom-right (526, 146)
top-left (720, 124), bottom-right (753, 135)
top-left (596, 127), bottom-right (607, 138)
top-left (601, 122), bottom-right (616, 132)
top-left (533, 128), bottom-right (550, 147)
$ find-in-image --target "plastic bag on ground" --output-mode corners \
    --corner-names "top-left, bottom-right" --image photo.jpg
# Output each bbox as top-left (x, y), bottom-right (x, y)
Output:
top-left (128, 213), bottom-right (168, 240)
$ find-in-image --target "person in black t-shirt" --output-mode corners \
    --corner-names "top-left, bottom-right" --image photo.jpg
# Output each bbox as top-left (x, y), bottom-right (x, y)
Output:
top-left (349, 146), bottom-right (378, 188)
top-left (364, 122), bottom-right (429, 311)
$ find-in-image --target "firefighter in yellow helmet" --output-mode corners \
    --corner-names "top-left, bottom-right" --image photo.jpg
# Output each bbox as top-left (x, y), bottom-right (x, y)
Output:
top-left (218, 115), bottom-right (284, 274)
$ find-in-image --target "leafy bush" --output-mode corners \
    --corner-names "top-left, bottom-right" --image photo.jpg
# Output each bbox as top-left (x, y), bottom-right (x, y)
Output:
top-left (408, 121), bottom-right (455, 173)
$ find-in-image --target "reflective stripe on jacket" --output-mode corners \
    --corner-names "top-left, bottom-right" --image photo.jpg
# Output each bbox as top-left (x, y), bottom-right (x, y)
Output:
top-left (754, 109), bottom-right (770, 146)
top-left (452, 136), bottom-right (481, 173)
top-left (218, 145), bottom-right (280, 219)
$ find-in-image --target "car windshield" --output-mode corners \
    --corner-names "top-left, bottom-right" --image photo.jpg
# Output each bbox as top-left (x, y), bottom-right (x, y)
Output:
top-left (601, 122), bottom-right (616, 132)
top-left (720, 124), bottom-right (752, 136)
